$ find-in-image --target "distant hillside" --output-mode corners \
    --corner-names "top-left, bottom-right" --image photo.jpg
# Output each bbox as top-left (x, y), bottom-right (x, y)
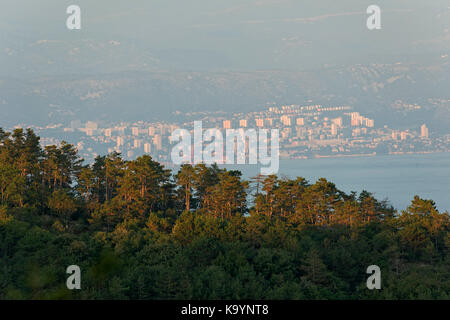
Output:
top-left (1, 62), bottom-right (449, 130)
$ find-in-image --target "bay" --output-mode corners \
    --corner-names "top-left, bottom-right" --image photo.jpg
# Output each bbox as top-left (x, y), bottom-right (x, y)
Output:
top-left (219, 152), bottom-right (450, 212)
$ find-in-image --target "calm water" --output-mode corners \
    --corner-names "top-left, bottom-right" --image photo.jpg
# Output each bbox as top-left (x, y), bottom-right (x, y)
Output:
top-left (218, 152), bottom-right (450, 212)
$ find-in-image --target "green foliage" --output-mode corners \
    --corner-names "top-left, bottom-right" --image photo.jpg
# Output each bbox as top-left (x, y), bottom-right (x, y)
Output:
top-left (0, 128), bottom-right (448, 300)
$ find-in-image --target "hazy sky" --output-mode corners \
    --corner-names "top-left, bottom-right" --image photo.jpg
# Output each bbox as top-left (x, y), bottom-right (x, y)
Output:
top-left (1, 0), bottom-right (449, 73)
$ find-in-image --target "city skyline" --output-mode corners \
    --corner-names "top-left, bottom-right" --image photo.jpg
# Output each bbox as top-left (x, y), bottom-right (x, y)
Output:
top-left (11, 104), bottom-right (444, 166)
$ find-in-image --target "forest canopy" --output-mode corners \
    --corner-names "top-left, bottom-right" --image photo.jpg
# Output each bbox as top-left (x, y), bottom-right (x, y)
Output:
top-left (0, 128), bottom-right (448, 299)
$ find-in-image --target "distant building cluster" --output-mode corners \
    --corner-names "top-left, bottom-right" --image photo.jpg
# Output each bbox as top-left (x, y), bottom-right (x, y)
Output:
top-left (57, 120), bottom-right (179, 163)
top-left (23, 104), bottom-right (448, 164)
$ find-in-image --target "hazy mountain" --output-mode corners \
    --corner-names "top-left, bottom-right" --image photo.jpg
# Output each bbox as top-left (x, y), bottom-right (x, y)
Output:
top-left (0, 1), bottom-right (449, 130)
top-left (1, 62), bottom-right (449, 131)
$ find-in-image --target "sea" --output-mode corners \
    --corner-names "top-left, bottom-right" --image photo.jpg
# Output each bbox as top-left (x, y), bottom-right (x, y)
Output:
top-left (215, 152), bottom-right (450, 212)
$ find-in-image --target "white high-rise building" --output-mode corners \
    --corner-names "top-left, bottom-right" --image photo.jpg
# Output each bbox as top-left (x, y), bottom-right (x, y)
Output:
top-left (332, 117), bottom-right (342, 127)
top-left (400, 131), bottom-right (407, 140)
top-left (296, 118), bottom-right (305, 126)
top-left (86, 121), bottom-right (98, 130)
top-left (117, 136), bottom-right (125, 147)
top-left (420, 124), bottom-right (429, 138)
top-left (350, 112), bottom-right (362, 126)
top-left (223, 120), bottom-right (231, 129)
top-left (280, 115), bottom-right (291, 126)
top-left (331, 124), bottom-right (338, 136)
top-left (366, 119), bottom-right (375, 128)
top-left (133, 139), bottom-right (142, 148)
top-left (153, 134), bottom-right (162, 150)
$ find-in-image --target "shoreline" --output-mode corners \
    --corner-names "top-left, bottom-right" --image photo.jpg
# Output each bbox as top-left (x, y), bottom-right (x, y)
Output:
top-left (283, 150), bottom-right (450, 161)
top-left (162, 150), bottom-right (450, 168)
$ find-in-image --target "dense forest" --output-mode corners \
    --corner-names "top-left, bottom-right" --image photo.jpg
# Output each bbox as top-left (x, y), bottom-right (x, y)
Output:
top-left (0, 128), bottom-right (448, 299)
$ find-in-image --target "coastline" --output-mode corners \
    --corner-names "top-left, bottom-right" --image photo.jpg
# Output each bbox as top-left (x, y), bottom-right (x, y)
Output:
top-left (282, 150), bottom-right (450, 160)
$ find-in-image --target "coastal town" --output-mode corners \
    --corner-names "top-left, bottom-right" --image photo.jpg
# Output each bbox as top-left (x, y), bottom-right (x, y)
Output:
top-left (15, 104), bottom-right (450, 165)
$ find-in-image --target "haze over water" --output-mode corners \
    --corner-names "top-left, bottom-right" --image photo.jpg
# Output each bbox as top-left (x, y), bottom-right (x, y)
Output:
top-left (222, 152), bottom-right (450, 212)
